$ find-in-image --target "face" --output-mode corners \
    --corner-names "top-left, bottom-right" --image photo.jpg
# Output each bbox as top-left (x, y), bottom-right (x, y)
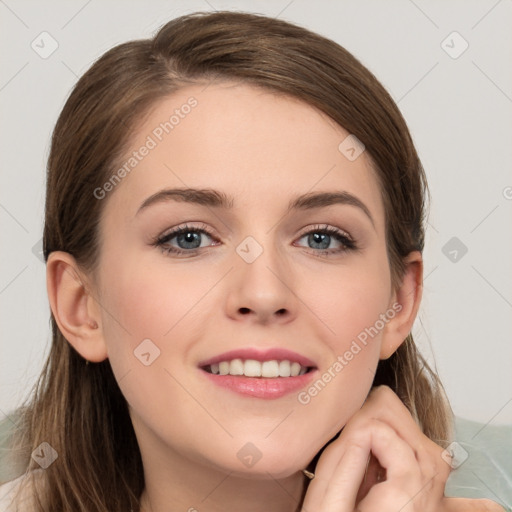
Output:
top-left (91, 82), bottom-right (396, 479)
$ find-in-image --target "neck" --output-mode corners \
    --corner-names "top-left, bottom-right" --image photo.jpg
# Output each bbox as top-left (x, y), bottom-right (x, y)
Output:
top-left (140, 470), bottom-right (306, 512)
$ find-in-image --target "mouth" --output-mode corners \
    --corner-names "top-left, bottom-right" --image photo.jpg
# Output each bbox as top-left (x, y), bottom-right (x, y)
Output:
top-left (197, 348), bottom-right (317, 399)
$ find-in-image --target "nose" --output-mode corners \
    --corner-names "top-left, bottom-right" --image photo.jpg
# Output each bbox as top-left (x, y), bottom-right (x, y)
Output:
top-left (224, 238), bottom-right (298, 325)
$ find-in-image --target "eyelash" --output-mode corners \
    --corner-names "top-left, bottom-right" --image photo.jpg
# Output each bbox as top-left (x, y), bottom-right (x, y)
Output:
top-left (151, 223), bottom-right (357, 257)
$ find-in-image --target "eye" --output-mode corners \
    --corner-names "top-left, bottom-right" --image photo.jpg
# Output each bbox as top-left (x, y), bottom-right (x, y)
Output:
top-left (152, 223), bottom-right (218, 256)
top-left (151, 223), bottom-right (357, 258)
top-left (295, 225), bottom-right (356, 255)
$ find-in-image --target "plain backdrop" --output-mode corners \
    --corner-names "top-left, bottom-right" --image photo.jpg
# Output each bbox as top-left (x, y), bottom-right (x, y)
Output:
top-left (1, 0), bottom-right (511, 426)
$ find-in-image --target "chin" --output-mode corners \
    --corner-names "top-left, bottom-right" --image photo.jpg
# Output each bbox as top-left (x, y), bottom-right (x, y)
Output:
top-left (210, 440), bottom-right (319, 481)
top-left (226, 461), bottom-right (308, 481)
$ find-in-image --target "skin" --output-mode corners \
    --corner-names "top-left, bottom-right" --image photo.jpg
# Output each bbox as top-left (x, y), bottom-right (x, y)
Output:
top-left (46, 82), bottom-right (504, 511)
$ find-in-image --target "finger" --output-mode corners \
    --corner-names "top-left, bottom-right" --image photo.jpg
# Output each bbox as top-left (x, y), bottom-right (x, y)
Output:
top-left (364, 386), bottom-right (441, 452)
top-left (355, 422), bottom-right (435, 512)
top-left (355, 386), bottom-right (451, 480)
top-left (359, 419), bottom-right (418, 484)
top-left (302, 435), bottom-right (370, 512)
top-left (301, 386), bottom-right (415, 482)
top-left (349, 389), bottom-right (449, 504)
top-left (355, 452), bottom-right (384, 503)
top-left (329, 409), bottom-right (428, 484)
top-left (307, 419), bottom-right (420, 512)
top-left (304, 386), bottom-right (451, 512)
top-left (306, 385), bottom-right (443, 487)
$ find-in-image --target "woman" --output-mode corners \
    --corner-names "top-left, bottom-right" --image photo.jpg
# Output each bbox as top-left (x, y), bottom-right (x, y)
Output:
top-left (0, 10), bottom-right (504, 512)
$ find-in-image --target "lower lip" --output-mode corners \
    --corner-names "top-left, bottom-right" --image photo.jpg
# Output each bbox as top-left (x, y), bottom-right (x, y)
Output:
top-left (200, 369), bottom-right (316, 399)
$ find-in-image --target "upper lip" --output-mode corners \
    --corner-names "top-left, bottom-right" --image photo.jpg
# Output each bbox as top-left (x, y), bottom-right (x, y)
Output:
top-left (197, 348), bottom-right (317, 369)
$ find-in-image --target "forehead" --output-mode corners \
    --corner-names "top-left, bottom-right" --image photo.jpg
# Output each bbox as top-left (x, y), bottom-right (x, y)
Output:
top-left (102, 81), bottom-right (384, 227)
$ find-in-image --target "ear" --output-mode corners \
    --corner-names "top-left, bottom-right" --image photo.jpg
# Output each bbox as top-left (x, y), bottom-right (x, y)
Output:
top-left (46, 251), bottom-right (108, 362)
top-left (380, 251), bottom-right (423, 360)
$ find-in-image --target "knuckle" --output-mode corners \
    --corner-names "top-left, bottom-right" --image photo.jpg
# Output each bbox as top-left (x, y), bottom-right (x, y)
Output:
top-left (341, 417), bottom-right (385, 447)
top-left (365, 385), bottom-right (399, 413)
top-left (370, 384), bottom-right (394, 398)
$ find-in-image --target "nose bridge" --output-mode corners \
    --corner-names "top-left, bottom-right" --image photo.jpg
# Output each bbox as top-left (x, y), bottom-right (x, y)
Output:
top-left (227, 227), bottom-right (296, 320)
top-left (231, 200), bottom-right (283, 267)
top-left (235, 230), bottom-right (285, 288)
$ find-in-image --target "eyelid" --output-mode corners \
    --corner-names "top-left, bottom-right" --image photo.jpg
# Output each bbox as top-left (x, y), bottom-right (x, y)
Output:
top-left (153, 222), bottom-right (216, 243)
top-left (297, 223), bottom-right (353, 241)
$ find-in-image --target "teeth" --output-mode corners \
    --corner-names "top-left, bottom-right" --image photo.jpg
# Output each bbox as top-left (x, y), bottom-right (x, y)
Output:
top-left (219, 361), bottom-right (230, 375)
top-left (279, 360), bottom-right (291, 377)
top-left (262, 360), bottom-right (279, 378)
top-left (207, 359), bottom-right (309, 378)
top-left (290, 362), bottom-right (301, 377)
top-left (230, 358), bottom-right (244, 375)
top-left (244, 359), bottom-right (261, 377)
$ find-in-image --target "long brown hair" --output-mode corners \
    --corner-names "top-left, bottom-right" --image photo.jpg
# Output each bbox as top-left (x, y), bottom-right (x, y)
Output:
top-left (7, 10), bottom-right (452, 511)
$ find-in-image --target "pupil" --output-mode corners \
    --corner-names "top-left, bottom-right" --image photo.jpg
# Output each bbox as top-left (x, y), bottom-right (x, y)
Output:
top-left (178, 232), bottom-right (201, 249)
top-left (310, 233), bottom-right (329, 250)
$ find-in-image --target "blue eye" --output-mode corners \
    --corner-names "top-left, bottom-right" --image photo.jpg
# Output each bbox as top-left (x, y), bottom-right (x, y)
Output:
top-left (152, 223), bottom-right (356, 257)
top-left (295, 225), bottom-right (356, 254)
top-left (153, 223), bottom-right (217, 256)
top-left (167, 230), bottom-right (206, 250)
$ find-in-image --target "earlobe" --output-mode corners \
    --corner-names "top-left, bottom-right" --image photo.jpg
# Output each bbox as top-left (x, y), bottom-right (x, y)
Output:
top-left (380, 251), bottom-right (423, 360)
top-left (46, 251), bottom-right (108, 362)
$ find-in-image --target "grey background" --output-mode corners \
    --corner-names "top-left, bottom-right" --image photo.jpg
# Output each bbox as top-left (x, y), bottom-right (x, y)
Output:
top-left (1, 0), bottom-right (511, 425)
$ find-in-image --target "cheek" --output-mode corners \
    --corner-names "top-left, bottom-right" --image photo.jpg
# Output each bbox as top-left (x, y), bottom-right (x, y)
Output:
top-left (94, 251), bottom-right (202, 388)
top-left (95, 249), bottom-right (230, 403)
top-left (98, 254), bottom-right (211, 348)
top-left (94, 259), bottom-right (209, 431)
top-left (296, 253), bottom-right (391, 434)
top-left (306, 253), bottom-right (392, 354)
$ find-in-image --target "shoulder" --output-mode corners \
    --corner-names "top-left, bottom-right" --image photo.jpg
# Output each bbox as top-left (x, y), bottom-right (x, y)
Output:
top-left (0, 474), bottom-right (25, 512)
top-left (0, 470), bottom-right (43, 512)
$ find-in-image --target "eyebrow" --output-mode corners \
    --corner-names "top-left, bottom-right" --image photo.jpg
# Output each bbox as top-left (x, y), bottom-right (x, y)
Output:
top-left (136, 187), bottom-right (375, 226)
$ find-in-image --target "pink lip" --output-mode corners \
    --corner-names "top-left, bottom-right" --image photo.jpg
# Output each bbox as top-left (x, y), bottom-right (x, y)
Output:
top-left (200, 370), bottom-right (317, 399)
top-left (197, 347), bottom-right (317, 400)
top-left (197, 348), bottom-right (317, 368)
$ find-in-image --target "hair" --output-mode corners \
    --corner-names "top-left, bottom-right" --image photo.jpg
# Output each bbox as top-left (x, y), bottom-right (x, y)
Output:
top-left (6, 10), bottom-right (453, 511)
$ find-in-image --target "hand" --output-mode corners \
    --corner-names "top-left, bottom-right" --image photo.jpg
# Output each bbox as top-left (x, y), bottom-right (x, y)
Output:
top-left (301, 385), bottom-right (505, 512)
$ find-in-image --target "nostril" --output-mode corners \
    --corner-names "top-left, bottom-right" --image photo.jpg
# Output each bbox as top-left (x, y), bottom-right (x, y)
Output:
top-left (239, 307), bottom-right (251, 314)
